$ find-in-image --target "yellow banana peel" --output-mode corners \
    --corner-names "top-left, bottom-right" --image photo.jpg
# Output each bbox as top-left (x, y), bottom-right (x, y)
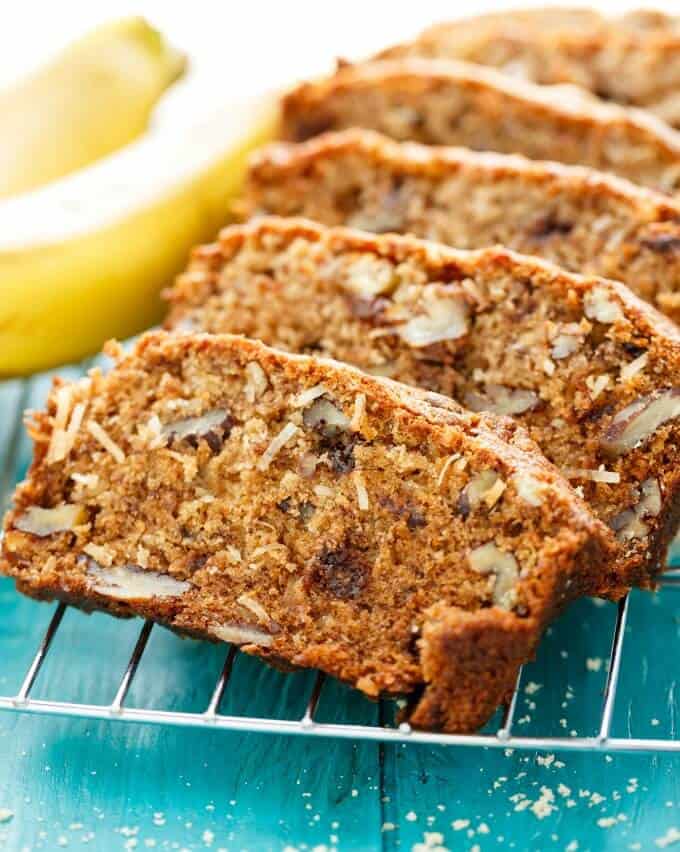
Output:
top-left (0, 95), bottom-right (278, 376)
top-left (0, 17), bottom-right (187, 198)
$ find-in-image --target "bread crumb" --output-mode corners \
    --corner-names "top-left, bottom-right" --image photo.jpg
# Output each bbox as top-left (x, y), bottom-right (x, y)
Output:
top-left (656, 828), bottom-right (680, 848)
top-left (354, 471), bottom-right (369, 511)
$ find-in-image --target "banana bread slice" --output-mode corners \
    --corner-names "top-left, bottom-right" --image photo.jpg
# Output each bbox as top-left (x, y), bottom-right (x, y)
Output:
top-left (376, 8), bottom-right (680, 128)
top-left (165, 217), bottom-right (680, 590)
top-left (280, 58), bottom-right (680, 194)
top-left (0, 332), bottom-right (613, 733)
top-left (243, 129), bottom-right (680, 323)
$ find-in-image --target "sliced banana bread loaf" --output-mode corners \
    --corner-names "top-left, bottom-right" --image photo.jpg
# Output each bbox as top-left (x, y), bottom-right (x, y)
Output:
top-left (280, 59), bottom-right (680, 193)
top-left (166, 218), bottom-right (680, 590)
top-left (377, 8), bottom-right (680, 128)
top-left (243, 129), bottom-right (680, 323)
top-left (0, 332), bottom-right (614, 733)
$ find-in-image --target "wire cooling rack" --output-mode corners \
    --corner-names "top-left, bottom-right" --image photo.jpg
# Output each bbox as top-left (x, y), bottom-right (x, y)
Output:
top-left (0, 572), bottom-right (678, 753)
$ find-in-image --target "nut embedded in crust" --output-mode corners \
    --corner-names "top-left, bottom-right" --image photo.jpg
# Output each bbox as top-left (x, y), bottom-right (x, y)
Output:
top-left (601, 388), bottom-right (680, 456)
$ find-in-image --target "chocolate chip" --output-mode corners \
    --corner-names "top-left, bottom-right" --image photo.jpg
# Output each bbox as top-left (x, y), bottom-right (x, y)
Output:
top-left (174, 414), bottom-right (234, 452)
top-left (319, 432), bottom-right (359, 474)
top-left (640, 233), bottom-right (680, 253)
top-left (276, 497), bottom-right (292, 514)
top-left (299, 501), bottom-right (316, 523)
top-left (188, 554), bottom-right (208, 572)
top-left (307, 541), bottom-right (370, 599)
top-left (204, 430), bottom-right (224, 453)
top-left (379, 497), bottom-right (427, 530)
top-left (457, 491), bottom-right (471, 519)
top-left (530, 215), bottom-right (574, 240)
top-left (622, 342), bottom-right (647, 359)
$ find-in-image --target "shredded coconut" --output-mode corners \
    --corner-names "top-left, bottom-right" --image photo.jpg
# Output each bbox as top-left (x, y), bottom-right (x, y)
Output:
top-left (258, 422), bottom-right (298, 471)
top-left (436, 454), bottom-right (460, 489)
top-left (621, 353), bottom-right (648, 382)
top-left (237, 594), bottom-right (270, 623)
top-left (46, 386), bottom-right (74, 462)
top-left (354, 471), bottom-right (369, 511)
top-left (244, 362), bottom-right (269, 402)
top-left (292, 385), bottom-right (328, 407)
top-left (563, 467), bottom-right (621, 484)
top-left (87, 420), bottom-right (125, 463)
top-left (350, 393), bottom-right (366, 432)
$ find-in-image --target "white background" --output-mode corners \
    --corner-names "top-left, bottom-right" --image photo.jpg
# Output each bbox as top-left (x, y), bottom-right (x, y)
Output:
top-left (0, 1), bottom-right (673, 126)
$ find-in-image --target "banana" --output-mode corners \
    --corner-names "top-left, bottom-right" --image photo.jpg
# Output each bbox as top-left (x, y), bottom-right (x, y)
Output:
top-left (0, 95), bottom-right (278, 376)
top-left (0, 17), bottom-right (186, 198)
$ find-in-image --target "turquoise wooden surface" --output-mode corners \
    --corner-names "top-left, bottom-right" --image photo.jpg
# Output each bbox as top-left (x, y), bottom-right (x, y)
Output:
top-left (0, 373), bottom-right (678, 852)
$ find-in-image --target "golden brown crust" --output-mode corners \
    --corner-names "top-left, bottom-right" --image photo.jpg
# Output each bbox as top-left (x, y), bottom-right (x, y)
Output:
top-left (410, 605), bottom-right (536, 732)
top-left (1, 331), bottom-right (615, 733)
top-left (280, 58), bottom-right (680, 193)
top-left (166, 217), bottom-right (680, 591)
top-left (244, 128), bottom-right (680, 322)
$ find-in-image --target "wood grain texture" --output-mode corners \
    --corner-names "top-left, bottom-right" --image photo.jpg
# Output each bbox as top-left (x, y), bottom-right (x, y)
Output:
top-left (1, 370), bottom-right (679, 851)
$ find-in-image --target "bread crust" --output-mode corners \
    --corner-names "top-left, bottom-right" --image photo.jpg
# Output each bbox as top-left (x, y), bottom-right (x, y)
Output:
top-left (244, 128), bottom-right (680, 322)
top-left (377, 8), bottom-right (680, 128)
top-left (166, 217), bottom-right (680, 591)
top-left (1, 331), bottom-right (615, 733)
top-left (280, 58), bottom-right (680, 193)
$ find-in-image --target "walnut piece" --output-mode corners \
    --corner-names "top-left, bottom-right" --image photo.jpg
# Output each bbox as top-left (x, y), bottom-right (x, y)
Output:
top-left (468, 542), bottom-right (519, 610)
top-left (601, 388), bottom-right (680, 456)
top-left (342, 256), bottom-right (397, 297)
top-left (397, 289), bottom-right (468, 347)
top-left (161, 409), bottom-right (232, 447)
top-left (610, 478), bottom-right (662, 542)
top-left (14, 504), bottom-right (87, 537)
top-left (85, 560), bottom-right (190, 600)
top-left (584, 286), bottom-right (623, 324)
top-left (464, 385), bottom-right (538, 416)
top-left (302, 397), bottom-right (350, 433)
top-left (511, 472), bottom-right (545, 507)
top-left (211, 622), bottom-right (273, 647)
top-left (458, 470), bottom-right (504, 516)
top-left (551, 333), bottom-right (581, 360)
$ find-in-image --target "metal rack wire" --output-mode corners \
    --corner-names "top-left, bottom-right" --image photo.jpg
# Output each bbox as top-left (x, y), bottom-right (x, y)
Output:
top-left (1, 572), bottom-right (678, 752)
